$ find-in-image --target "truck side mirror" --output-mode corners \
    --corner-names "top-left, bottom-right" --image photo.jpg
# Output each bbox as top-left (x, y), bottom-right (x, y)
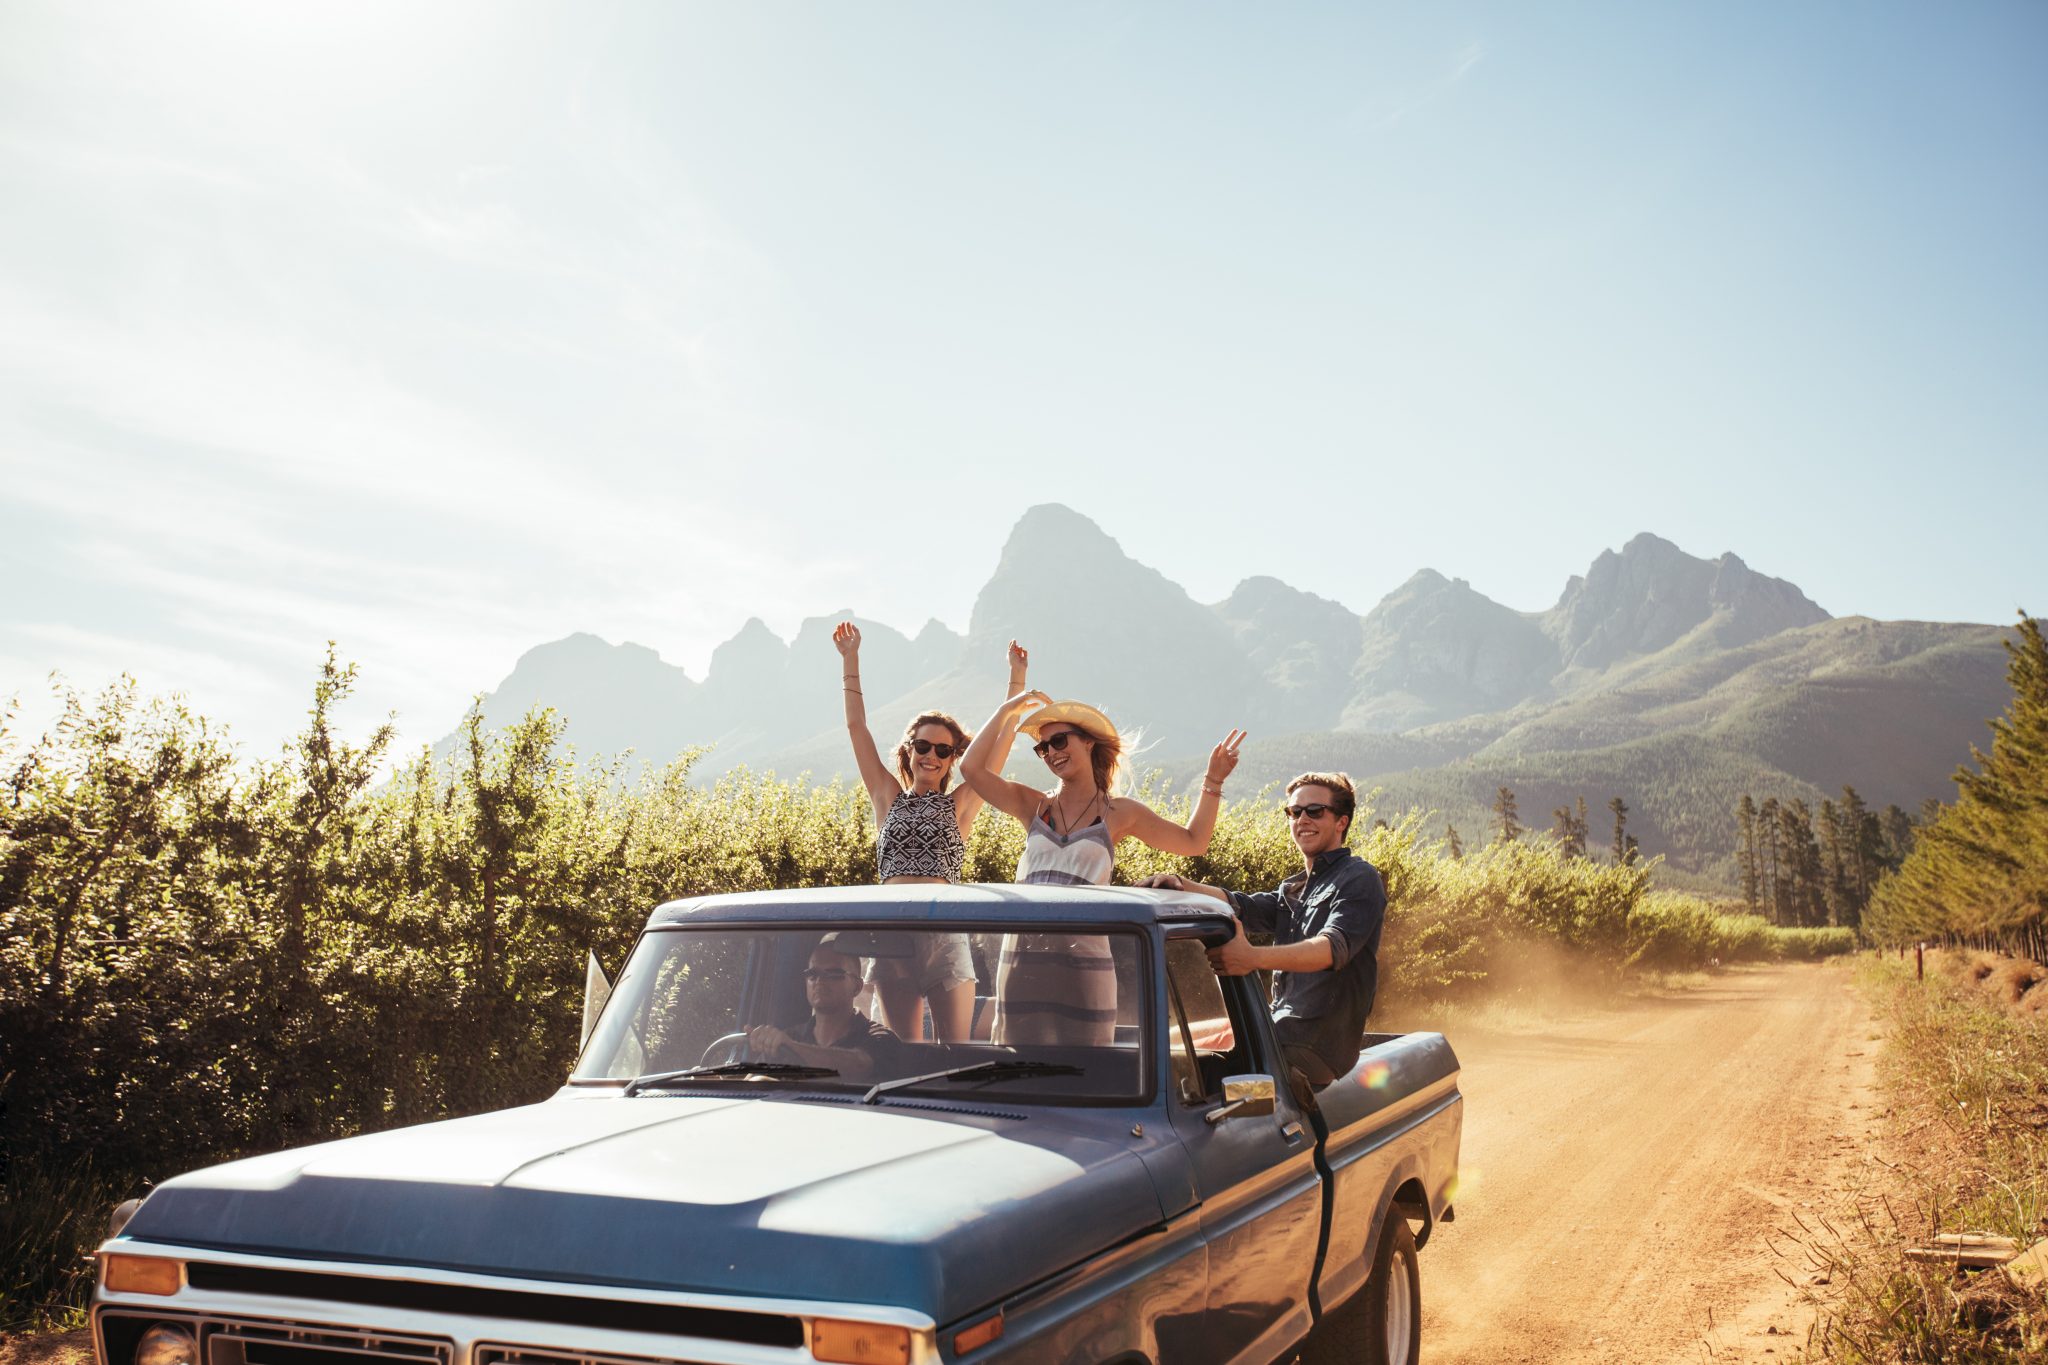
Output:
top-left (1205, 1074), bottom-right (1277, 1125)
top-left (580, 950), bottom-right (612, 1050)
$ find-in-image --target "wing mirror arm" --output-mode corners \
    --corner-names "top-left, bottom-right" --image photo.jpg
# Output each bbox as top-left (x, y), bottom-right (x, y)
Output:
top-left (1205, 1074), bottom-right (1277, 1125)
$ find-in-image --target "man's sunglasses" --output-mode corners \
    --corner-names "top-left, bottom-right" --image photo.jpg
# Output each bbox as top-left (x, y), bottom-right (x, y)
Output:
top-left (1283, 803), bottom-right (1336, 821)
top-left (802, 967), bottom-right (852, 982)
top-left (910, 739), bottom-right (962, 758)
top-left (1032, 731), bottom-right (1086, 756)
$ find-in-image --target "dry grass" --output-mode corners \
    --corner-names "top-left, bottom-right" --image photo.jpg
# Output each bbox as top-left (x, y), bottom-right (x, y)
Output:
top-left (0, 1329), bottom-right (91, 1365)
top-left (1787, 952), bottom-right (2048, 1361)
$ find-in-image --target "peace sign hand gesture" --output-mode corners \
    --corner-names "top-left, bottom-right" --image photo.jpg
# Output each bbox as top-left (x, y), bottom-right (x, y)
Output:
top-left (1205, 729), bottom-right (1248, 788)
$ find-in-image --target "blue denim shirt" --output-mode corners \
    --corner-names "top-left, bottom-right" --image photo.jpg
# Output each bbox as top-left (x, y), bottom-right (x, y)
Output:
top-left (1228, 846), bottom-right (1387, 1078)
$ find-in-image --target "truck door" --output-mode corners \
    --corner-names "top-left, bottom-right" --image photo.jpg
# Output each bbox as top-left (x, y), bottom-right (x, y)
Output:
top-left (1161, 934), bottom-right (1323, 1363)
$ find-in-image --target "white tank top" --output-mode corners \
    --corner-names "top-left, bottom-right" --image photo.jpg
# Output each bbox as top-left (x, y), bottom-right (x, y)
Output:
top-left (1015, 811), bottom-right (1116, 886)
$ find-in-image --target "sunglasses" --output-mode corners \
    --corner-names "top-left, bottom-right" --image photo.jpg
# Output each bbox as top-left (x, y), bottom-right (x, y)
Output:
top-left (803, 967), bottom-right (852, 982)
top-left (1032, 730), bottom-right (1087, 756)
top-left (910, 739), bottom-right (962, 758)
top-left (1283, 803), bottom-right (1336, 821)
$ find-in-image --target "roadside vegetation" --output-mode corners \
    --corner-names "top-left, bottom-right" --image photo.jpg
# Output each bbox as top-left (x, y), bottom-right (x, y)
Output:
top-left (1796, 951), bottom-right (2048, 1361)
top-left (1, 654), bottom-right (1847, 1327)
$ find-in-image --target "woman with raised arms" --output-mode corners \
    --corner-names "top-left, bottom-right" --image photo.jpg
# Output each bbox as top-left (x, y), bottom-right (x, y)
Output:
top-left (958, 691), bottom-right (1246, 1044)
top-left (834, 622), bottom-right (1029, 1042)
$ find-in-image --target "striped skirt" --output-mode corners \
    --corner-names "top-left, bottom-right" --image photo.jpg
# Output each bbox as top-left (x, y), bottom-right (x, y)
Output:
top-left (992, 933), bottom-right (1117, 1046)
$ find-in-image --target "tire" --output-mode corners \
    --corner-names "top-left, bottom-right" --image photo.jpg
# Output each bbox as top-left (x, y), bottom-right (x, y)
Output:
top-left (1300, 1213), bottom-right (1420, 1365)
top-left (1361, 1215), bottom-right (1420, 1365)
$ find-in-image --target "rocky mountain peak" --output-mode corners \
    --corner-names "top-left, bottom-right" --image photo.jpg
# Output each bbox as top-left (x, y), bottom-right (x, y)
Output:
top-left (1545, 535), bottom-right (1829, 671)
top-left (1213, 576), bottom-right (1363, 732)
top-left (1345, 568), bottom-right (1557, 731)
top-left (705, 617), bottom-right (789, 686)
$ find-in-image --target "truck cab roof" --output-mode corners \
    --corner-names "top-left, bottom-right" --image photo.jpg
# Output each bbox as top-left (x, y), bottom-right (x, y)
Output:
top-left (647, 882), bottom-right (1240, 940)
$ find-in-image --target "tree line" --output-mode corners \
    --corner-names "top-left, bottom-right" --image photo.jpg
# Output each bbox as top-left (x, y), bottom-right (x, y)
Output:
top-left (1865, 613), bottom-right (2046, 954)
top-left (1730, 788), bottom-right (1918, 930)
top-left (1446, 786), bottom-right (1642, 864)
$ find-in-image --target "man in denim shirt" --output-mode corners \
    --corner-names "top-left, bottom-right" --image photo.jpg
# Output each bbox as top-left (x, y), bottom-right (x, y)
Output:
top-left (1142, 772), bottom-right (1386, 1091)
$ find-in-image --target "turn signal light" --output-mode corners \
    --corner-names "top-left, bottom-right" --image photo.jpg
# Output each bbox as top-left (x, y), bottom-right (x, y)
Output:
top-left (102, 1253), bottom-right (181, 1294)
top-left (811, 1317), bottom-right (912, 1365)
top-left (954, 1309), bottom-right (1005, 1354)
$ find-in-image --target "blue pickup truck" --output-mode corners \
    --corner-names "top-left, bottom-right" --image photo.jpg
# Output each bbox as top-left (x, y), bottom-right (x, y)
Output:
top-left (93, 885), bottom-right (1462, 1365)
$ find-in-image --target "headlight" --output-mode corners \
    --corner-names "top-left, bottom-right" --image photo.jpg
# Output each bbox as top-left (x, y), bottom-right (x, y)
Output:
top-left (134, 1323), bottom-right (198, 1365)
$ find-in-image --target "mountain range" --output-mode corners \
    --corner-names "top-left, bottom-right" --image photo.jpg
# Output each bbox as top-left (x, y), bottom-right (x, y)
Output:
top-left (448, 504), bottom-right (2014, 891)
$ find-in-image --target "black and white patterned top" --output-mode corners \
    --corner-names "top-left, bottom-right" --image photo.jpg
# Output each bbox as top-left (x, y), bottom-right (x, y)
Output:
top-left (877, 789), bottom-right (967, 882)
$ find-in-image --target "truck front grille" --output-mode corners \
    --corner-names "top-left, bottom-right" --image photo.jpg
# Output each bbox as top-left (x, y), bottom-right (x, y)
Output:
top-left (479, 1345), bottom-right (716, 1365)
top-left (212, 1322), bottom-right (452, 1365)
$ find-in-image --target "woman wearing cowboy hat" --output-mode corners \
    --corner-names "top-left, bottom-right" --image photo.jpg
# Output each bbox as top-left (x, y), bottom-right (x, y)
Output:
top-left (958, 690), bottom-right (1246, 1044)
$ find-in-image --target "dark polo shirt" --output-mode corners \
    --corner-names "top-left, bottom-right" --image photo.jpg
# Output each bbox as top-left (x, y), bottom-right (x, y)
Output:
top-left (1228, 846), bottom-right (1387, 1080)
top-left (791, 1012), bottom-right (901, 1064)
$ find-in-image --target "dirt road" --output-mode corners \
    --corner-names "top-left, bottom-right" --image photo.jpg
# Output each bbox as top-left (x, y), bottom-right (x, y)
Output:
top-left (1412, 960), bottom-right (1886, 1364)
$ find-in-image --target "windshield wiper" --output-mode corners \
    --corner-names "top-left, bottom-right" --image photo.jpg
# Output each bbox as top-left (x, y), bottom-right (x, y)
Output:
top-left (862, 1060), bottom-right (1084, 1105)
top-left (624, 1062), bottom-right (840, 1096)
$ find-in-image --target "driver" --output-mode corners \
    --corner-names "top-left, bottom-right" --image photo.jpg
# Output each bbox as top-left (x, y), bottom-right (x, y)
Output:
top-left (748, 943), bottom-right (903, 1082)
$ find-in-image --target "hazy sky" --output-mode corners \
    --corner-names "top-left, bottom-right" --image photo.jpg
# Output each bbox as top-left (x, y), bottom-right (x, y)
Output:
top-left (4, 2), bottom-right (2043, 753)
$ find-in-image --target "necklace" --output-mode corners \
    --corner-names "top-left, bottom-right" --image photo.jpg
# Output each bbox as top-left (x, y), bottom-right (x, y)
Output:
top-left (1047, 786), bottom-right (1101, 836)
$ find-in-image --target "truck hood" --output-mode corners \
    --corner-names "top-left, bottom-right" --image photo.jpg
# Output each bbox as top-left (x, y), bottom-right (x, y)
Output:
top-left (123, 1093), bottom-right (1166, 1322)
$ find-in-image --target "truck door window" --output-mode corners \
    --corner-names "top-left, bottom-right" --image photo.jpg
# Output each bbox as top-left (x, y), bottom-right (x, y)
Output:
top-left (1165, 939), bottom-right (1248, 1104)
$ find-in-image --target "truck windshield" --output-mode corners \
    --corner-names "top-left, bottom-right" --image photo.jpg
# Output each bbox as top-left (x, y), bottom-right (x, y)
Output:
top-left (573, 924), bottom-right (1150, 1104)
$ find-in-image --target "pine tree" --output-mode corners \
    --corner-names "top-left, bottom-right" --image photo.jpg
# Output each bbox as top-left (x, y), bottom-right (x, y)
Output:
top-left (1737, 794), bottom-right (1760, 911)
top-left (1444, 823), bottom-right (1465, 859)
top-left (1782, 800), bottom-right (1824, 926)
top-left (1553, 803), bottom-right (1587, 858)
top-left (1493, 786), bottom-right (1522, 844)
top-left (1880, 804), bottom-right (1915, 867)
top-left (1608, 797), bottom-right (1629, 864)
top-left (1839, 785), bottom-right (1874, 915)
top-left (1868, 614), bottom-right (2047, 946)
top-left (1760, 796), bottom-right (1782, 924)
top-left (1819, 798), bottom-right (1847, 927)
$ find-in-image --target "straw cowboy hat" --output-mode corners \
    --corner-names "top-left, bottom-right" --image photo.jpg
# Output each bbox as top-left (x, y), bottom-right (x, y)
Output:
top-left (1019, 700), bottom-right (1120, 744)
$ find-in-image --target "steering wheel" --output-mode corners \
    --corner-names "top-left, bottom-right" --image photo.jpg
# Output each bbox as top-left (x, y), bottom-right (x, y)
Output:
top-left (699, 1032), bottom-right (753, 1067)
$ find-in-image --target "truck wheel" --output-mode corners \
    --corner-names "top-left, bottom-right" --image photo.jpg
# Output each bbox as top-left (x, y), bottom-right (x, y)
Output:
top-left (1299, 1213), bottom-right (1420, 1365)
top-left (1362, 1215), bottom-right (1420, 1365)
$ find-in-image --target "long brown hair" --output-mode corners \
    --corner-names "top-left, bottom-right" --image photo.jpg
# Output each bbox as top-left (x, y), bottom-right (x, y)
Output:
top-left (895, 711), bottom-right (972, 791)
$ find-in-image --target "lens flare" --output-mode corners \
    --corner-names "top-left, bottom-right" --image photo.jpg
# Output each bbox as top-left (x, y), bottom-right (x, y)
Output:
top-left (1361, 1061), bottom-right (1392, 1090)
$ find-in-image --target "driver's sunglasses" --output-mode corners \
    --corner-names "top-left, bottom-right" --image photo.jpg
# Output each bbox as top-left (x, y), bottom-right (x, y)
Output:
top-left (1283, 803), bottom-right (1335, 821)
top-left (1032, 731), bottom-right (1084, 756)
top-left (910, 739), bottom-right (961, 758)
top-left (802, 968), bottom-right (852, 982)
